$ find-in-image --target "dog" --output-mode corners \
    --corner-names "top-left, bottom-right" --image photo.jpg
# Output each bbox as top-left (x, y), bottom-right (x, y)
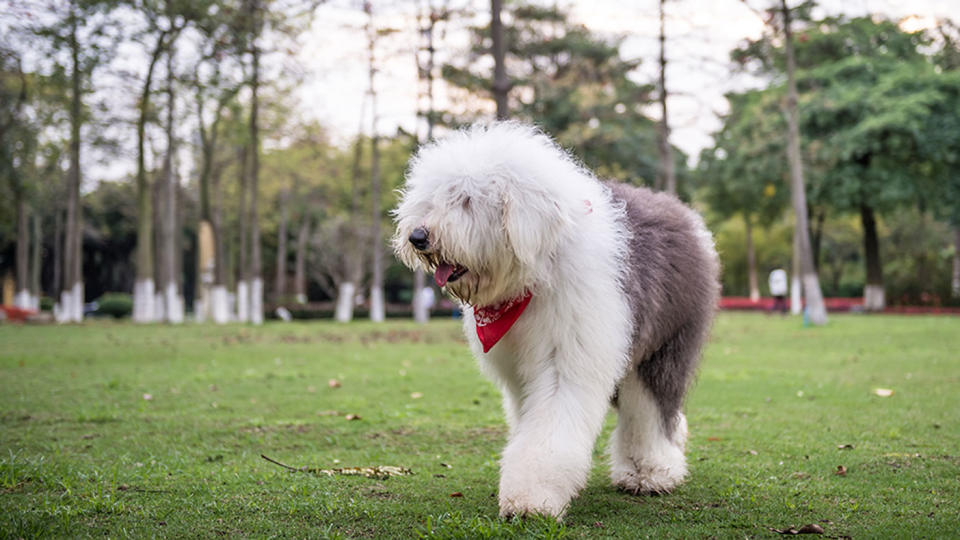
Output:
top-left (392, 122), bottom-right (719, 518)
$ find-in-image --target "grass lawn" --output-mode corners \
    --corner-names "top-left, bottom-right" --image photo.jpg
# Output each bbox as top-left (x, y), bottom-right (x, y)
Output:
top-left (1, 313), bottom-right (958, 538)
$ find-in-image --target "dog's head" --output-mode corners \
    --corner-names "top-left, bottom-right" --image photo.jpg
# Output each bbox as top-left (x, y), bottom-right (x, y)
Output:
top-left (392, 122), bottom-right (583, 306)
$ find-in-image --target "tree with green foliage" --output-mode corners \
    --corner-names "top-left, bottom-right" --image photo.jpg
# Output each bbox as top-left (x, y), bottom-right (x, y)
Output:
top-left (129, 0), bottom-right (201, 323)
top-left (442, 2), bottom-right (674, 188)
top-left (699, 90), bottom-right (790, 300)
top-left (733, 7), bottom-right (960, 311)
top-left (29, 0), bottom-right (121, 322)
top-left (0, 46), bottom-right (37, 310)
top-left (188, 0), bottom-right (245, 323)
top-left (796, 17), bottom-right (954, 310)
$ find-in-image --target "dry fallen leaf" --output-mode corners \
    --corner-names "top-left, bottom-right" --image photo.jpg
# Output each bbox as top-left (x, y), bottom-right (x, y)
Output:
top-left (142, 393), bottom-right (153, 401)
top-left (450, 492), bottom-right (463, 498)
top-left (835, 465), bottom-right (847, 476)
top-left (748, 450), bottom-right (759, 455)
top-left (328, 379), bottom-right (342, 388)
top-left (873, 388), bottom-right (894, 397)
top-left (345, 414), bottom-right (362, 421)
top-left (837, 444), bottom-right (855, 450)
top-left (771, 523), bottom-right (825, 535)
top-left (410, 392), bottom-right (423, 399)
top-left (261, 455), bottom-right (413, 479)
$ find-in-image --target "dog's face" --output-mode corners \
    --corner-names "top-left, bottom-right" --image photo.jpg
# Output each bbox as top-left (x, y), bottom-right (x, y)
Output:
top-left (393, 124), bottom-right (584, 307)
top-left (393, 165), bottom-right (571, 307)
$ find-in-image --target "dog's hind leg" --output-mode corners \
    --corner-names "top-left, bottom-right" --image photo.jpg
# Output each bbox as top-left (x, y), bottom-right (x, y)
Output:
top-left (608, 324), bottom-right (704, 494)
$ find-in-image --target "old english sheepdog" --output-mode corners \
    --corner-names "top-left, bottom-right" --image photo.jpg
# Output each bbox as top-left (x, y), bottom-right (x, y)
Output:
top-left (392, 122), bottom-right (720, 518)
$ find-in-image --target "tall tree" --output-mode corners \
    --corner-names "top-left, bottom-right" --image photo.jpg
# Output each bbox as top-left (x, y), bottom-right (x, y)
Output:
top-left (699, 90), bottom-right (790, 300)
top-left (780, 0), bottom-right (827, 324)
top-left (490, 0), bottom-right (509, 119)
top-left (411, 0), bottom-right (451, 323)
top-left (246, 0), bottom-right (264, 325)
top-left (656, 0), bottom-right (676, 195)
top-left (364, 0), bottom-right (385, 322)
top-left (31, 0), bottom-right (119, 322)
top-left (443, 2), bottom-right (665, 186)
top-left (190, 6), bottom-right (242, 323)
top-left (130, 0), bottom-right (195, 322)
top-left (158, 41), bottom-right (184, 323)
top-left (0, 47), bottom-right (36, 309)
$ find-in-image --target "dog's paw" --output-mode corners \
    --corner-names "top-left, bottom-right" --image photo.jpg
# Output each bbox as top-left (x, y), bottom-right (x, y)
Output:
top-left (611, 462), bottom-right (687, 496)
top-left (498, 488), bottom-right (568, 520)
top-left (498, 472), bottom-right (572, 520)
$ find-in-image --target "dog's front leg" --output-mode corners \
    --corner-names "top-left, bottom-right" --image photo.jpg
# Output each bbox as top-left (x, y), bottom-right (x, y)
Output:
top-left (497, 364), bottom-right (610, 519)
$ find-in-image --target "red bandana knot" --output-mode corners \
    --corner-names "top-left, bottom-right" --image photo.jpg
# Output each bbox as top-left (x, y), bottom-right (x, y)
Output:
top-left (473, 290), bottom-right (533, 353)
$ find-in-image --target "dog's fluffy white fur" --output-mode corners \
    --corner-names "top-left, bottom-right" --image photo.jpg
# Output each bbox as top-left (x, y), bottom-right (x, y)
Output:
top-left (393, 122), bottom-right (719, 518)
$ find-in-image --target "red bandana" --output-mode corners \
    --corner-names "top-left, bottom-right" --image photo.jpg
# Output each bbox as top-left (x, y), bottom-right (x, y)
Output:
top-left (473, 291), bottom-right (533, 353)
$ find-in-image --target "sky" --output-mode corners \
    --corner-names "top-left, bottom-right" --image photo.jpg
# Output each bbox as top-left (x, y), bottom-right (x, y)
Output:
top-left (296, 0), bottom-right (960, 166)
top-left (3, 0), bottom-right (959, 184)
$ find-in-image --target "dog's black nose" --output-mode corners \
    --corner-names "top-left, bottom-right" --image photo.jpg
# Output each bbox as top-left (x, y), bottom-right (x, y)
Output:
top-left (409, 227), bottom-right (430, 251)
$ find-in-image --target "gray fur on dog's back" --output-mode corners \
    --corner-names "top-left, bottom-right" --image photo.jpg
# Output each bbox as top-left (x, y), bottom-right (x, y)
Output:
top-left (606, 182), bottom-right (720, 432)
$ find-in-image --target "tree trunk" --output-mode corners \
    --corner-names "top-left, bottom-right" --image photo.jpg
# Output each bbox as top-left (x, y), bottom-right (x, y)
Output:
top-left (790, 223), bottom-right (802, 314)
top-left (14, 196), bottom-right (31, 308)
top-left (810, 208), bottom-right (824, 271)
top-left (369, 135), bottom-right (385, 322)
top-left (133, 31), bottom-right (166, 323)
top-left (247, 0), bottom-right (263, 325)
top-left (491, 0), bottom-right (509, 120)
top-left (30, 213), bottom-right (42, 310)
top-left (366, 2), bottom-right (384, 323)
top-left (744, 213), bottom-right (759, 302)
top-left (294, 213), bottom-right (310, 304)
top-left (274, 190), bottom-right (289, 301)
top-left (952, 225), bottom-right (960, 299)
top-left (656, 0), bottom-right (676, 195)
top-left (236, 143), bottom-right (249, 322)
top-left (52, 205), bottom-right (62, 300)
top-left (60, 2), bottom-right (84, 323)
top-left (781, 0), bottom-right (827, 325)
top-left (337, 136), bottom-right (364, 323)
top-left (160, 46), bottom-right (183, 323)
top-left (211, 159), bottom-right (229, 322)
top-left (860, 202), bottom-right (885, 311)
top-left (152, 173), bottom-right (166, 321)
top-left (412, 6), bottom-right (440, 324)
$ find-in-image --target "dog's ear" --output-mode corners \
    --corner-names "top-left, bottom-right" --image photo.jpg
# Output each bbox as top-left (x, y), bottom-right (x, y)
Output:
top-left (502, 185), bottom-right (573, 267)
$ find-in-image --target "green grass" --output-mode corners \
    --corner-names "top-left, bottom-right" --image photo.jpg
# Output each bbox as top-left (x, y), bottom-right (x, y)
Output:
top-left (1, 313), bottom-right (958, 538)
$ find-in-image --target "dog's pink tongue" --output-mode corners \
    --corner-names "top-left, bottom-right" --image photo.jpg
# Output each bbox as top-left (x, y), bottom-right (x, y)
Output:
top-left (434, 263), bottom-right (455, 287)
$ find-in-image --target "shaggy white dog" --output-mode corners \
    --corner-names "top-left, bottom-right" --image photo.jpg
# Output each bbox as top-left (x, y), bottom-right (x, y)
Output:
top-left (393, 122), bottom-right (719, 519)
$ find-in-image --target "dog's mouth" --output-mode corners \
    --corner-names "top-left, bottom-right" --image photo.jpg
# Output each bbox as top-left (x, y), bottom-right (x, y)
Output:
top-left (434, 261), bottom-right (468, 287)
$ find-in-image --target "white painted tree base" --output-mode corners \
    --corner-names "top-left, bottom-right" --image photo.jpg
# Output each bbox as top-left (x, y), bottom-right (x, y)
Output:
top-left (153, 292), bottom-right (165, 321)
top-left (56, 282), bottom-right (85, 323)
top-left (211, 286), bottom-right (230, 324)
top-left (295, 293), bottom-right (306, 304)
top-left (335, 282), bottom-right (355, 323)
top-left (133, 278), bottom-right (155, 323)
top-left (369, 286), bottom-right (385, 322)
top-left (790, 275), bottom-right (802, 315)
top-left (250, 278), bottom-right (263, 325)
top-left (863, 284), bottom-right (885, 312)
top-left (164, 282), bottom-right (184, 324)
top-left (236, 281), bottom-right (249, 322)
top-left (14, 290), bottom-right (32, 310)
top-left (413, 287), bottom-right (430, 323)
